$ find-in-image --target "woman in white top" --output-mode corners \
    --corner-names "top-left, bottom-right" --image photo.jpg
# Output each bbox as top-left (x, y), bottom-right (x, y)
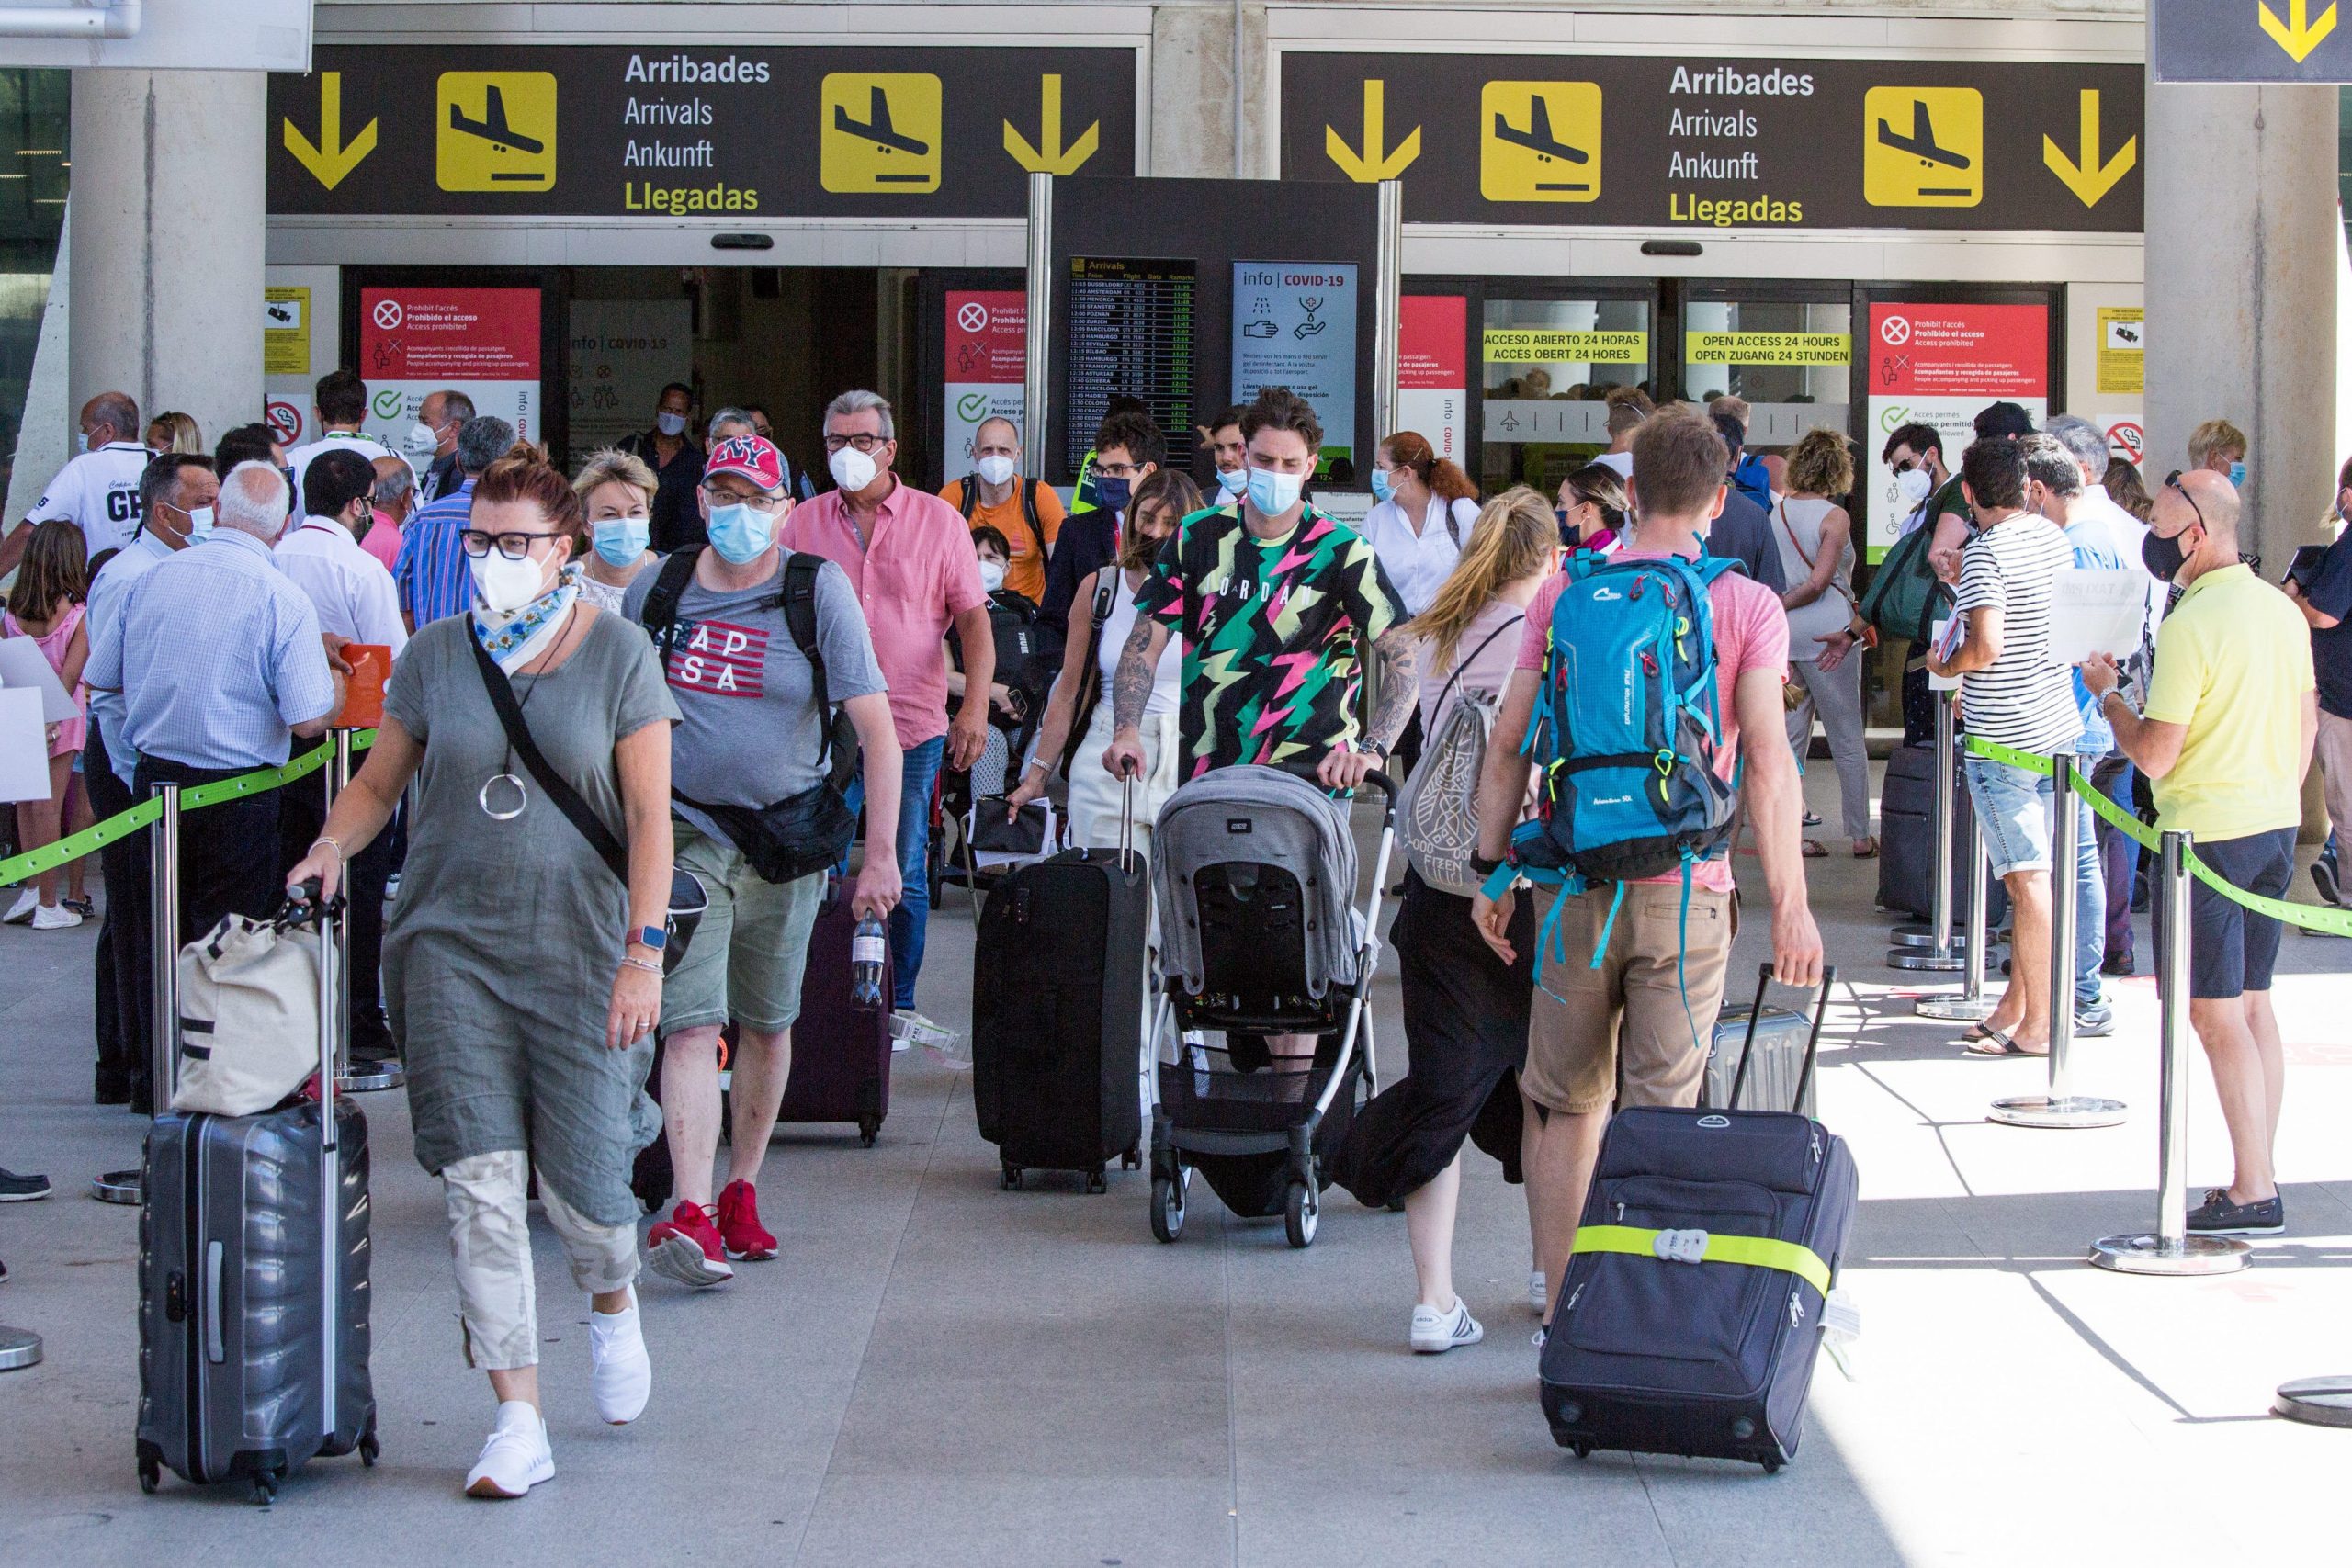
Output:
top-left (1772, 427), bottom-right (1875, 858)
top-left (1363, 431), bottom-right (1481, 617)
top-left (1331, 487), bottom-right (1559, 1357)
top-left (570, 449), bottom-right (661, 614)
top-left (1007, 468), bottom-right (1200, 854)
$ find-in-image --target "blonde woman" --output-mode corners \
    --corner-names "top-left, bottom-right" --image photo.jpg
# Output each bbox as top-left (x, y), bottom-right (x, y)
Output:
top-left (1332, 486), bottom-right (1559, 1355)
top-left (144, 411), bottom-right (202, 456)
top-left (571, 448), bottom-right (661, 613)
top-left (1773, 428), bottom-right (1874, 857)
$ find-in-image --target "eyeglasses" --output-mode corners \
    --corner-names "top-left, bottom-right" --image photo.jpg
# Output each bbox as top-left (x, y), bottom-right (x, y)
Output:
top-left (459, 529), bottom-right (564, 560)
top-left (702, 486), bottom-right (784, 513)
top-left (1095, 460), bottom-right (1145, 479)
top-left (821, 433), bottom-right (886, 454)
top-left (2162, 469), bottom-right (2208, 535)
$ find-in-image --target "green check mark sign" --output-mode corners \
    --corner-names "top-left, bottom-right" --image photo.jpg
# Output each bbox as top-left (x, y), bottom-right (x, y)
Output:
top-left (957, 392), bottom-right (990, 423)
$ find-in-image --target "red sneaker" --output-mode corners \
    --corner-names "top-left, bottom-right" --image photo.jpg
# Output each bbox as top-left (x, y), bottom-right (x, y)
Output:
top-left (715, 1180), bottom-right (777, 1261)
top-left (646, 1201), bottom-right (734, 1289)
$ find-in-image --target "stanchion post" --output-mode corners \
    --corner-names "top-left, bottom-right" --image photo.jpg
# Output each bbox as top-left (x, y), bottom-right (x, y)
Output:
top-left (326, 732), bottom-right (401, 1094)
top-left (1991, 754), bottom-right (2125, 1129)
top-left (1917, 810), bottom-right (1997, 1021)
top-left (1892, 693), bottom-right (1966, 969)
top-left (2092, 829), bottom-right (2246, 1274)
top-left (150, 782), bottom-right (182, 1108)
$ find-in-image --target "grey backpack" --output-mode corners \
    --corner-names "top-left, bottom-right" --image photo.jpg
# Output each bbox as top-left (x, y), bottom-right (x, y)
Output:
top-left (1396, 615), bottom-right (1522, 897)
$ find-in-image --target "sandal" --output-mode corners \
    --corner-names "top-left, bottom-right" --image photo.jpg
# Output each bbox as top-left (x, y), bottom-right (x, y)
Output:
top-left (1964, 1029), bottom-right (2049, 1058)
top-left (1850, 837), bottom-right (1879, 859)
top-left (1801, 840), bottom-right (1827, 859)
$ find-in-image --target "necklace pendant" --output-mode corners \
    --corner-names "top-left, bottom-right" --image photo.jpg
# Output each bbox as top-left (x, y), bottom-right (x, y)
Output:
top-left (480, 773), bottom-right (528, 821)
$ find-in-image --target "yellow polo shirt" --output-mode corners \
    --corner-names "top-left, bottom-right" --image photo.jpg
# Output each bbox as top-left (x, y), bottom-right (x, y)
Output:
top-left (2142, 563), bottom-right (2313, 842)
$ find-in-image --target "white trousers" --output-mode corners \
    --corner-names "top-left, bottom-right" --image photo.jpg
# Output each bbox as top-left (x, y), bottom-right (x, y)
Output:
top-left (443, 1149), bottom-right (639, 1371)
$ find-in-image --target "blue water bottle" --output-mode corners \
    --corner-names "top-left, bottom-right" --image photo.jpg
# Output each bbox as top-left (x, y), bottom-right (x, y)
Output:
top-left (850, 914), bottom-right (887, 1009)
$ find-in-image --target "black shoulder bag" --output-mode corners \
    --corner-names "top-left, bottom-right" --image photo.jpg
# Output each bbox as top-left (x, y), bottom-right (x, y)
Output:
top-left (468, 629), bottom-right (707, 971)
top-left (636, 548), bottom-right (863, 883)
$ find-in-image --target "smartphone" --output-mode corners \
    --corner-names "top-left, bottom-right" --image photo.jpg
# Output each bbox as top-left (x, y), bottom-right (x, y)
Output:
top-left (2286, 544), bottom-right (2329, 589)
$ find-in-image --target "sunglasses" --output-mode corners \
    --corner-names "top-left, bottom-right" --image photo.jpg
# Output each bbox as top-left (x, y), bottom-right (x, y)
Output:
top-left (2162, 469), bottom-right (2208, 536)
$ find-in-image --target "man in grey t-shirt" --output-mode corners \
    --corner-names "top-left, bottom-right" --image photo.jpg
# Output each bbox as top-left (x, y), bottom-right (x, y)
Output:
top-left (619, 435), bottom-right (906, 1289)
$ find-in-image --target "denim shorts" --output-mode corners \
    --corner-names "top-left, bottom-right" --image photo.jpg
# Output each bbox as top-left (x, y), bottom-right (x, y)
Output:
top-left (1962, 756), bottom-right (2054, 879)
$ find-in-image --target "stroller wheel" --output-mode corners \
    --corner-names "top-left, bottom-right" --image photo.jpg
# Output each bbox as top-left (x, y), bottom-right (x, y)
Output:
top-left (1284, 1180), bottom-right (1319, 1248)
top-left (1151, 1176), bottom-right (1184, 1242)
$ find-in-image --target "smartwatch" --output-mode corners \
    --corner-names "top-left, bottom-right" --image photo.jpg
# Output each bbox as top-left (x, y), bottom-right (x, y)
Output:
top-left (626, 924), bottom-right (668, 953)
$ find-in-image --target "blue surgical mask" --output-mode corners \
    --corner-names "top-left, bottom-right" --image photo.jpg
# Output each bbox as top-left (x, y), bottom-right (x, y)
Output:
top-left (593, 515), bottom-right (650, 567)
top-left (707, 502), bottom-right (774, 564)
top-left (76, 431), bottom-right (90, 455)
top-left (1370, 468), bottom-right (1396, 504)
top-left (1216, 467), bottom-right (1248, 498)
top-left (185, 505), bottom-right (215, 544)
top-left (1096, 475), bottom-right (1133, 515)
top-left (1246, 464), bottom-right (1305, 518)
top-left (2229, 460), bottom-right (2247, 489)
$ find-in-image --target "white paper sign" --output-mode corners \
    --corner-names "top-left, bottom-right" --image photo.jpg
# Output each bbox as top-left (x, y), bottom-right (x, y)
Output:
top-left (0, 636), bottom-right (78, 723)
top-left (0, 688), bottom-right (51, 803)
top-left (2049, 569), bottom-right (2149, 666)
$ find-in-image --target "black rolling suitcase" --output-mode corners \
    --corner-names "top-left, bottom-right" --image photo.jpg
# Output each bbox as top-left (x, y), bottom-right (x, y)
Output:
top-left (137, 885), bottom-right (377, 1504)
top-left (971, 789), bottom-right (1148, 1191)
top-left (1542, 964), bottom-right (1855, 1472)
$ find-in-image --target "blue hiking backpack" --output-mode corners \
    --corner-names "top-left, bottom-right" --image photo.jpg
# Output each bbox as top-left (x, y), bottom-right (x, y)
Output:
top-left (1481, 551), bottom-right (1740, 1016)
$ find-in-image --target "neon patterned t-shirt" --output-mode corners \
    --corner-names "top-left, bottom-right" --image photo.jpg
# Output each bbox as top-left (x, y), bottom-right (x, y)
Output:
top-left (1135, 502), bottom-right (1408, 780)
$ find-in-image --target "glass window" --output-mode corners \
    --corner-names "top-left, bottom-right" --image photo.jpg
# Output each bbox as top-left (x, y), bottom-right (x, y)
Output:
top-left (0, 69), bottom-right (70, 510)
top-left (1681, 297), bottom-right (1852, 450)
top-left (1479, 295), bottom-right (1651, 495)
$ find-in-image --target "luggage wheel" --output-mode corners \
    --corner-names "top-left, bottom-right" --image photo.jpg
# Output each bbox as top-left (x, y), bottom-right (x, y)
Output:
top-left (1150, 1174), bottom-right (1185, 1242)
top-left (1120, 1144), bottom-right (1141, 1171)
top-left (136, 1444), bottom-right (160, 1495)
top-left (858, 1116), bottom-right (880, 1148)
top-left (1087, 1168), bottom-right (1107, 1195)
top-left (248, 1469), bottom-right (280, 1506)
top-left (359, 1431), bottom-right (380, 1468)
top-left (1283, 1180), bottom-right (1319, 1248)
top-left (1001, 1163), bottom-right (1023, 1191)
top-left (1758, 1456), bottom-right (1783, 1475)
top-left (1568, 1441), bottom-right (1592, 1461)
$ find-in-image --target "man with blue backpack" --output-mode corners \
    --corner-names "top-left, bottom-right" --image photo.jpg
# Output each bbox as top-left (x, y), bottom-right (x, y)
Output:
top-left (1467, 408), bottom-right (1824, 1334)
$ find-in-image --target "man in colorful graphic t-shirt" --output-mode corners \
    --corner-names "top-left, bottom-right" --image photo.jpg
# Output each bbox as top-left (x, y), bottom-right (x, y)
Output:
top-left (1110, 388), bottom-right (1416, 792)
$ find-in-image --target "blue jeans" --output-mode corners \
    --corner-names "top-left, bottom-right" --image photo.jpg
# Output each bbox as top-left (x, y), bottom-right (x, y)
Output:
top-left (2088, 754), bottom-right (2138, 968)
top-left (1963, 757), bottom-right (2103, 1011)
top-left (846, 735), bottom-right (944, 1011)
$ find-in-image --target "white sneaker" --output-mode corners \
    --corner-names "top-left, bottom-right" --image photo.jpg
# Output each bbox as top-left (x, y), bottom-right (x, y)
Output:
top-left (29, 903), bottom-right (81, 931)
top-left (1409, 1298), bottom-right (1484, 1355)
top-left (589, 1290), bottom-right (651, 1425)
top-left (3, 887), bottom-right (36, 925)
top-left (464, 1400), bottom-right (554, 1499)
top-left (1529, 1269), bottom-right (1547, 1317)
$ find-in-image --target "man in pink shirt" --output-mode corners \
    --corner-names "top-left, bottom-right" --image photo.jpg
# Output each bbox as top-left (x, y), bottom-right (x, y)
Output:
top-left (1470, 409), bottom-right (1823, 1335)
top-left (781, 389), bottom-right (992, 1046)
top-left (362, 454), bottom-right (412, 572)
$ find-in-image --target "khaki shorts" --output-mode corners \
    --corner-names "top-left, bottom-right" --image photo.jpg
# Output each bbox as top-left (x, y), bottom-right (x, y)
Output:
top-left (661, 823), bottom-right (825, 1037)
top-left (1520, 881), bottom-right (1734, 1116)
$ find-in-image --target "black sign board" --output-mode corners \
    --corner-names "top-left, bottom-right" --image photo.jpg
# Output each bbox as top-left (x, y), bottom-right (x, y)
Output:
top-left (2152, 0), bottom-right (2352, 83)
top-left (1046, 177), bottom-right (1379, 488)
top-left (1064, 259), bottom-right (1198, 473)
top-left (269, 45), bottom-right (1138, 219)
top-left (1282, 53), bottom-right (2143, 232)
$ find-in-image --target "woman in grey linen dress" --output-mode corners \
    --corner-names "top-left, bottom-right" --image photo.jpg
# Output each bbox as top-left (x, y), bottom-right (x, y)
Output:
top-left (288, 446), bottom-right (678, 1501)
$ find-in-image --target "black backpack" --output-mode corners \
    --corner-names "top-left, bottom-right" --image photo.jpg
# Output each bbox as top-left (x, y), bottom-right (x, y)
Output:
top-left (956, 473), bottom-right (1051, 564)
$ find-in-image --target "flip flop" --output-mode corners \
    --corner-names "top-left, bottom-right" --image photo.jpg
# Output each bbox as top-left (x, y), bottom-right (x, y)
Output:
top-left (1961, 1022), bottom-right (1997, 1043)
top-left (1964, 1029), bottom-right (2048, 1058)
top-left (1851, 837), bottom-right (1880, 859)
top-left (1801, 840), bottom-right (1827, 859)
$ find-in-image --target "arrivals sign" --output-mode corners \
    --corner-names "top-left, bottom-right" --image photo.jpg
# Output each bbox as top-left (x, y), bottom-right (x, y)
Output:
top-left (2152, 0), bottom-right (2352, 83)
top-left (1286, 54), bottom-right (2143, 231)
top-left (268, 46), bottom-right (1138, 218)
top-left (357, 287), bottom-right (543, 449)
top-left (1862, 301), bottom-right (2049, 558)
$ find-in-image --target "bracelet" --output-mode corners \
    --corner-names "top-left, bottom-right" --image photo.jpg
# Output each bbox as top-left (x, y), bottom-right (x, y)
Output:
top-left (1023, 756), bottom-right (1050, 776)
top-left (309, 835), bottom-right (345, 863)
top-left (618, 955), bottom-right (664, 976)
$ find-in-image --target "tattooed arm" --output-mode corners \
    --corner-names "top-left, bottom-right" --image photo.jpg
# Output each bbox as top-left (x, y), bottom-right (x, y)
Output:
top-left (1365, 625), bottom-right (1421, 754)
top-left (1100, 614), bottom-right (1171, 779)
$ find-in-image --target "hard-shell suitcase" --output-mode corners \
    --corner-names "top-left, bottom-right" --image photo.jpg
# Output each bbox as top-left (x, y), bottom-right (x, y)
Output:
top-left (1704, 971), bottom-right (1834, 1118)
top-left (775, 875), bottom-right (893, 1145)
top-left (1878, 741), bottom-right (2007, 928)
top-left (971, 796), bottom-right (1148, 1191)
top-left (136, 885), bottom-right (377, 1503)
top-left (1542, 964), bottom-right (1855, 1472)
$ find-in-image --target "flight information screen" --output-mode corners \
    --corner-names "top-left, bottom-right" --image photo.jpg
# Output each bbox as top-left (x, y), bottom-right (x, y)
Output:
top-left (1063, 256), bottom-right (1196, 474)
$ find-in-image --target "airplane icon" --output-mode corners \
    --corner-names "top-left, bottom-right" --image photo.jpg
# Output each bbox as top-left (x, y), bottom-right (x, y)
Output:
top-left (834, 85), bottom-right (930, 170)
top-left (449, 85), bottom-right (547, 176)
top-left (1485, 88), bottom-right (1597, 197)
top-left (1875, 100), bottom-right (1970, 175)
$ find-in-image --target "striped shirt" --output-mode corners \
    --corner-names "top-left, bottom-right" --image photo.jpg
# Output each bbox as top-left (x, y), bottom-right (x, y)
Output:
top-left (393, 478), bottom-right (476, 627)
top-left (85, 528), bottom-right (337, 771)
top-left (1954, 513), bottom-right (2085, 755)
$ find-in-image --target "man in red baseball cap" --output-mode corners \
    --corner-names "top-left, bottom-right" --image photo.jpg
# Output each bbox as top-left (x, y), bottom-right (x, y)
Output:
top-left (622, 434), bottom-right (907, 1288)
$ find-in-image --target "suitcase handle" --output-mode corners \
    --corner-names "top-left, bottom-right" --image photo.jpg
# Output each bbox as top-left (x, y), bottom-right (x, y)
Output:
top-left (1118, 774), bottom-right (1135, 874)
top-left (1724, 963), bottom-right (1838, 1116)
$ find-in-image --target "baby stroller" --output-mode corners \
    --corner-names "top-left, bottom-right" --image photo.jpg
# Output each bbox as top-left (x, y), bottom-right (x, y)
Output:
top-left (1147, 764), bottom-right (1396, 1248)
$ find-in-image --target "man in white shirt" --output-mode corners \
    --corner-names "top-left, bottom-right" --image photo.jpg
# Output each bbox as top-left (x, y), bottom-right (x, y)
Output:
top-left (284, 368), bottom-right (394, 520)
top-left (276, 447), bottom-right (408, 653)
top-left (1, 390), bottom-right (151, 573)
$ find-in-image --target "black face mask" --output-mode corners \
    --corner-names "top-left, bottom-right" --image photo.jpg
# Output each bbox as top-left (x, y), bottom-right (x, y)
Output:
top-left (1555, 507), bottom-right (1577, 547)
top-left (2142, 525), bottom-right (2196, 583)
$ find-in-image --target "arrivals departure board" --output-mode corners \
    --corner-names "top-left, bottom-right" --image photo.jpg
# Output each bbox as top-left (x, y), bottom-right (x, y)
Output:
top-left (1063, 256), bottom-right (1196, 473)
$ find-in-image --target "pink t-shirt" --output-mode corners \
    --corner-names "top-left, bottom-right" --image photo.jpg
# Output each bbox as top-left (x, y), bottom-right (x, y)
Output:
top-left (359, 511), bottom-right (402, 572)
top-left (1514, 549), bottom-right (1789, 892)
top-left (781, 476), bottom-right (987, 747)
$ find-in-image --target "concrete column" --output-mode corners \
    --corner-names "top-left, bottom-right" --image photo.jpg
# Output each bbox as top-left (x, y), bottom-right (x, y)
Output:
top-left (68, 69), bottom-right (266, 447)
top-left (1149, 2), bottom-right (1267, 178)
top-left (2143, 80), bottom-right (2337, 570)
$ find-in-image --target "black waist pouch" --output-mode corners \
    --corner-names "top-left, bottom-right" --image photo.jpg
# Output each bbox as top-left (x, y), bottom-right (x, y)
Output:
top-left (680, 779), bottom-right (858, 885)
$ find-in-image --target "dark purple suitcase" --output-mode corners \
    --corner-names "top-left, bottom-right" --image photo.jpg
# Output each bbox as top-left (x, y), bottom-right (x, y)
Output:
top-left (775, 877), bottom-right (893, 1145)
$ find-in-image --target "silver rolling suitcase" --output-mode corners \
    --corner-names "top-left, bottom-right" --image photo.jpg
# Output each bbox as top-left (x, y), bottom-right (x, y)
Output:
top-left (1704, 968), bottom-right (1834, 1119)
top-left (136, 883), bottom-right (377, 1503)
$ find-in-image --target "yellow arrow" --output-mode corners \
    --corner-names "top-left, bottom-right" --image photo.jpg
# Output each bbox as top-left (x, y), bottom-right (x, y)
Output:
top-left (1003, 74), bottom-right (1100, 175)
top-left (2042, 88), bottom-right (2135, 209)
top-left (1324, 79), bottom-right (1420, 183)
top-left (282, 73), bottom-right (378, 191)
top-left (2259, 0), bottom-right (2339, 62)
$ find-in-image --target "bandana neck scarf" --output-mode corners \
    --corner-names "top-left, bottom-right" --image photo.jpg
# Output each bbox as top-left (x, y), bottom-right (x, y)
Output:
top-left (471, 563), bottom-right (582, 671)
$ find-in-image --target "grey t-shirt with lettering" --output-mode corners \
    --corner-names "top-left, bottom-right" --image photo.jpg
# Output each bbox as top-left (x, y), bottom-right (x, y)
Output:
top-left (620, 552), bottom-right (888, 840)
